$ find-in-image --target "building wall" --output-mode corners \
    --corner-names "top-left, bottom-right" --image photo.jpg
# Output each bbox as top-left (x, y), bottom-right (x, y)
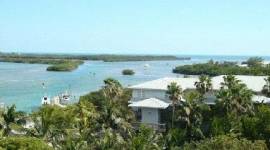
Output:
top-left (141, 108), bottom-right (159, 124)
top-left (132, 89), bottom-right (168, 102)
top-left (131, 89), bottom-right (218, 105)
top-left (130, 89), bottom-right (217, 125)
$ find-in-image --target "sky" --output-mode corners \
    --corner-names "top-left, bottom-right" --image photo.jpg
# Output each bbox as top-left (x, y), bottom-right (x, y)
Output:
top-left (0, 0), bottom-right (270, 55)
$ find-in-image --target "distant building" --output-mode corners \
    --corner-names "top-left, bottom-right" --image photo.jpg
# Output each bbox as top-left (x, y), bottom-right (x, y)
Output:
top-left (128, 75), bottom-right (270, 131)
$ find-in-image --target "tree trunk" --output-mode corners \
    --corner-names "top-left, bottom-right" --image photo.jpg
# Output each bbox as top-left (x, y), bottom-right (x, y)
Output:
top-left (172, 105), bottom-right (175, 128)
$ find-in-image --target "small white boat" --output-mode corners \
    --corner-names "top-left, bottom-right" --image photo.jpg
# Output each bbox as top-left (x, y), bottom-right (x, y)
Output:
top-left (144, 64), bottom-right (150, 68)
top-left (59, 91), bottom-right (71, 105)
top-left (43, 93), bottom-right (71, 107)
top-left (41, 82), bottom-right (72, 106)
top-left (144, 64), bottom-right (150, 70)
top-left (41, 96), bottom-right (51, 105)
top-left (50, 90), bottom-right (72, 105)
top-left (50, 96), bottom-right (66, 107)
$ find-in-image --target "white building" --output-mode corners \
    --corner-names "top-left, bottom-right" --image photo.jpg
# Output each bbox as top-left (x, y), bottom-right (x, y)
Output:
top-left (128, 75), bottom-right (270, 131)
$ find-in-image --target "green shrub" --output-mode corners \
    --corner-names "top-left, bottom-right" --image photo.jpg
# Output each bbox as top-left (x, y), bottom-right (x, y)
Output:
top-left (182, 135), bottom-right (267, 150)
top-left (0, 137), bottom-right (52, 150)
top-left (122, 69), bottom-right (135, 75)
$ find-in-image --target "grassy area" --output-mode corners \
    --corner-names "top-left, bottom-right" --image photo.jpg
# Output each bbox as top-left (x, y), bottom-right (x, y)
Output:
top-left (173, 60), bottom-right (270, 76)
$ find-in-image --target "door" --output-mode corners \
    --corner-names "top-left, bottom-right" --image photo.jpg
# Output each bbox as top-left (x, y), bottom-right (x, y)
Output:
top-left (141, 108), bottom-right (159, 124)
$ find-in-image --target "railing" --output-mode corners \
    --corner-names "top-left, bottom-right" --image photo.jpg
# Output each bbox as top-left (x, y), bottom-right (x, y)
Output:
top-left (132, 122), bottom-right (166, 132)
top-left (130, 97), bottom-right (170, 103)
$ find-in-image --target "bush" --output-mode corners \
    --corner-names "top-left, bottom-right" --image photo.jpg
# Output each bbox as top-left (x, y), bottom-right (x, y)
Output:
top-left (122, 69), bottom-right (135, 75)
top-left (182, 135), bottom-right (268, 150)
top-left (244, 57), bottom-right (263, 67)
top-left (0, 137), bottom-right (52, 150)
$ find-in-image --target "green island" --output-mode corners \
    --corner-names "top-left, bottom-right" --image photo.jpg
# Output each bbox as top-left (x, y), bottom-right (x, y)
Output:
top-left (0, 76), bottom-right (270, 149)
top-left (173, 57), bottom-right (270, 76)
top-left (0, 52), bottom-right (190, 71)
top-left (0, 56), bottom-right (84, 72)
top-left (122, 69), bottom-right (135, 75)
top-left (46, 60), bottom-right (84, 71)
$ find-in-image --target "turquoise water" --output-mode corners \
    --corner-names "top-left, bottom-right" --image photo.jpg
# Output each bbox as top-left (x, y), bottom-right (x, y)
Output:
top-left (0, 55), bottom-right (269, 111)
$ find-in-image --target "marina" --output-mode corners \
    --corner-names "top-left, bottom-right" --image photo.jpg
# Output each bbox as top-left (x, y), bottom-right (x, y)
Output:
top-left (1, 56), bottom-right (270, 111)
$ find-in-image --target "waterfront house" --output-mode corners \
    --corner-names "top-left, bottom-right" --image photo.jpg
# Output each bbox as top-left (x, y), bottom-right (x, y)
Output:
top-left (128, 75), bottom-right (270, 131)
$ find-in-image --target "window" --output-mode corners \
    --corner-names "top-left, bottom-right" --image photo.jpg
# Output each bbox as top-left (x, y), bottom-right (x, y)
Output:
top-left (136, 108), bottom-right (142, 121)
top-left (165, 94), bottom-right (169, 99)
top-left (141, 90), bottom-right (145, 98)
top-left (135, 90), bottom-right (140, 98)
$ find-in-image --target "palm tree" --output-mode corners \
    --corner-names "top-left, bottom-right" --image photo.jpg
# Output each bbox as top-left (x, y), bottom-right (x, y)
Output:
top-left (166, 82), bottom-right (183, 128)
top-left (177, 91), bottom-right (205, 141)
top-left (32, 105), bottom-right (76, 148)
top-left (2, 105), bottom-right (16, 136)
top-left (216, 75), bottom-right (254, 116)
top-left (100, 78), bottom-right (134, 139)
top-left (262, 76), bottom-right (270, 97)
top-left (75, 99), bottom-right (99, 133)
top-left (194, 75), bottom-right (212, 100)
top-left (103, 78), bottom-right (123, 101)
top-left (76, 78), bottom-right (134, 147)
top-left (62, 103), bottom-right (97, 150)
top-left (130, 125), bottom-right (164, 149)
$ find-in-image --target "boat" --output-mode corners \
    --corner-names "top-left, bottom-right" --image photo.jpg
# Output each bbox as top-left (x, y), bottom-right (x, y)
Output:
top-left (58, 91), bottom-right (72, 105)
top-left (42, 93), bottom-right (71, 107)
top-left (41, 83), bottom-right (50, 105)
top-left (144, 64), bottom-right (150, 68)
top-left (41, 96), bottom-right (51, 105)
top-left (41, 83), bottom-right (73, 106)
top-left (144, 64), bottom-right (150, 70)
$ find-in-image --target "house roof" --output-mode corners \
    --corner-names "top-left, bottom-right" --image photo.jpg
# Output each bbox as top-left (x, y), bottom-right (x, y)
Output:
top-left (128, 98), bottom-right (170, 109)
top-left (211, 75), bottom-right (267, 92)
top-left (129, 77), bottom-right (199, 91)
top-left (252, 95), bottom-right (270, 103)
top-left (129, 75), bottom-right (267, 93)
top-left (201, 95), bottom-right (270, 104)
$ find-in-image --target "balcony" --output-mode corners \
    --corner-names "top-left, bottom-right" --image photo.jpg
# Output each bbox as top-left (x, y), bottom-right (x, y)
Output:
top-left (132, 122), bottom-right (166, 132)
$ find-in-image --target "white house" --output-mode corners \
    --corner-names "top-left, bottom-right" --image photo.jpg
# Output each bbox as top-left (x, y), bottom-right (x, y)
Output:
top-left (128, 75), bottom-right (270, 131)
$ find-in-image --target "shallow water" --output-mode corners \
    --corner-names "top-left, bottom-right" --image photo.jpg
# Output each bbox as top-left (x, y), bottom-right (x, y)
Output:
top-left (0, 55), bottom-right (269, 111)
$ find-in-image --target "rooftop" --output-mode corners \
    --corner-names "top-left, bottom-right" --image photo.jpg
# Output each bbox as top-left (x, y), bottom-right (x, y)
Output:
top-left (129, 75), bottom-right (267, 92)
top-left (128, 98), bottom-right (170, 109)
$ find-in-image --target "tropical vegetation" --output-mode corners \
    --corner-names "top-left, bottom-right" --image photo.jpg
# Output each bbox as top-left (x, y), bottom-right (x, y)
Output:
top-left (46, 60), bottom-right (83, 71)
top-left (0, 55), bottom-right (84, 72)
top-left (262, 76), bottom-right (270, 97)
top-left (0, 52), bottom-right (191, 72)
top-left (173, 57), bottom-right (270, 76)
top-left (242, 57), bottom-right (264, 67)
top-left (1, 75), bottom-right (270, 149)
top-left (122, 69), bottom-right (135, 75)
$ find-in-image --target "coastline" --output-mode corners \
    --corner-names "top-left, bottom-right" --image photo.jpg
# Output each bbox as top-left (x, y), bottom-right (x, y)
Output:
top-left (1, 55), bottom-right (270, 112)
top-left (0, 52), bottom-right (190, 72)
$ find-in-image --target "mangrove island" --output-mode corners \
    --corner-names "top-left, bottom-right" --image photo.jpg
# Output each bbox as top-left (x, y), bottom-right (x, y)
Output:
top-left (173, 57), bottom-right (270, 76)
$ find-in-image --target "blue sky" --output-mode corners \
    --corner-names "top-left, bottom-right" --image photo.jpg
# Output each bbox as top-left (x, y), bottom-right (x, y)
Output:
top-left (0, 0), bottom-right (270, 55)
